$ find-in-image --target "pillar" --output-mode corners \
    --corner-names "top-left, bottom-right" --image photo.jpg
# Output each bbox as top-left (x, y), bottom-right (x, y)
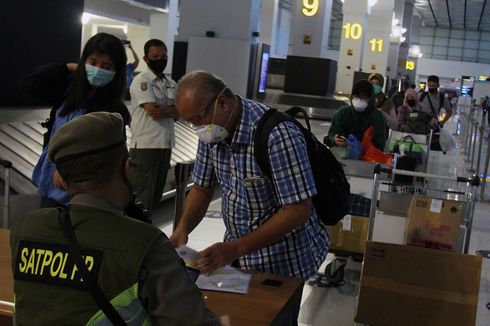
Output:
top-left (289, 0), bottom-right (334, 58)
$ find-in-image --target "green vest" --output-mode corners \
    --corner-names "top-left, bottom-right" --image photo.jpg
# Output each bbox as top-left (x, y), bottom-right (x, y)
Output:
top-left (11, 205), bottom-right (161, 325)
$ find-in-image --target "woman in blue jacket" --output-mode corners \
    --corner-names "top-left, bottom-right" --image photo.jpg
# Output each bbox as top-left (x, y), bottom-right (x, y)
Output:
top-left (27, 33), bottom-right (130, 208)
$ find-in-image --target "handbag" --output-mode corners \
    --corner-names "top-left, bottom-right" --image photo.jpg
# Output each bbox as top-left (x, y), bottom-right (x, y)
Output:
top-left (390, 135), bottom-right (423, 165)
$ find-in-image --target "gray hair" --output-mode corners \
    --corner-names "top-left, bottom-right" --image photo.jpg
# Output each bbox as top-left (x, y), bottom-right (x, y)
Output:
top-left (176, 70), bottom-right (234, 100)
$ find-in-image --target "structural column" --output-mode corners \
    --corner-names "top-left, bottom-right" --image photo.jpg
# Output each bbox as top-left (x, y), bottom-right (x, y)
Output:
top-left (361, 0), bottom-right (395, 79)
top-left (259, 0), bottom-right (280, 50)
top-left (335, 0), bottom-right (369, 94)
top-left (149, 0), bottom-right (178, 72)
top-left (289, 0), bottom-right (333, 58)
top-left (177, 0), bottom-right (261, 96)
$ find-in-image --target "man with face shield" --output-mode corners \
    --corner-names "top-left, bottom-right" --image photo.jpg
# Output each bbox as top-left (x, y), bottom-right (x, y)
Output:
top-left (325, 79), bottom-right (387, 151)
top-left (129, 39), bottom-right (180, 212)
top-left (10, 112), bottom-right (218, 325)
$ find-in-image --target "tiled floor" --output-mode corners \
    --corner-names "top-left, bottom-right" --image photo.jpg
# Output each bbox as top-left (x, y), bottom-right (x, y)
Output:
top-left (155, 113), bottom-right (490, 325)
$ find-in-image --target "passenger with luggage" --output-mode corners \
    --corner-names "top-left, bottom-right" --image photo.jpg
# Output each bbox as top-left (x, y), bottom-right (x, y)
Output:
top-left (10, 112), bottom-right (218, 325)
top-left (325, 79), bottom-right (387, 151)
top-left (171, 70), bottom-right (329, 324)
top-left (397, 88), bottom-right (436, 134)
top-left (129, 39), bottom-right (179, 212)
top-left (419, 75), bottom-right (452, 128)
top-left (23, 33), bottom-right (131, 208)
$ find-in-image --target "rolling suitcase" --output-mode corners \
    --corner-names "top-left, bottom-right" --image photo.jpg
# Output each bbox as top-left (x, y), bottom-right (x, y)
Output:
top-left (0, 159), bottom-right (12, 228)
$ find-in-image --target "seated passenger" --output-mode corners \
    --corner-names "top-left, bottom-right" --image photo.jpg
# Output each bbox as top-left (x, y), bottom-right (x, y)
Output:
top-left (397, 88), bottom-right (437, 134)
top-left (10, 112), bottom-right (218, 325)
top-left (325, 79), bottom-right (387, 151)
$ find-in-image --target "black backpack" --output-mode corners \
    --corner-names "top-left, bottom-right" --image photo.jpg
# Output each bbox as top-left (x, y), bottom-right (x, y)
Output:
top-left (253, 107), bottom-right (350, 226)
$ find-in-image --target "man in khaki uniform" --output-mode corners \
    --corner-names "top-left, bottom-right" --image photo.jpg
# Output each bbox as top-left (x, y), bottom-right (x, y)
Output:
top-left (11, 112), bottom-right (217, 325)
top-left (129, 39), bottom-right (179, 211)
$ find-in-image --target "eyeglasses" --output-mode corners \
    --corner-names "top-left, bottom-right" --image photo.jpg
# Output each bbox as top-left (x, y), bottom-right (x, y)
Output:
top-left (186, 90), bottom-right (223, 127)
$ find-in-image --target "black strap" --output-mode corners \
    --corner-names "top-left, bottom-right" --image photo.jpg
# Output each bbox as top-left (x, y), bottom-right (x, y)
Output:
top-left (254, 109), bottom-right (290, 178)
top-left (58, 208), bottom-right (128, 326)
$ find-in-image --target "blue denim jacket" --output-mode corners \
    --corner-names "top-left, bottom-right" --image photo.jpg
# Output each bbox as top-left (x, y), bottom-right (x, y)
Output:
top-left (32, 105), bottom-right (85, 205)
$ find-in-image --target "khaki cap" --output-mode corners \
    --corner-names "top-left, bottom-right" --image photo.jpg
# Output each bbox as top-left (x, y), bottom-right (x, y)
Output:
top-left (48, 112), bottom-right (125, 165)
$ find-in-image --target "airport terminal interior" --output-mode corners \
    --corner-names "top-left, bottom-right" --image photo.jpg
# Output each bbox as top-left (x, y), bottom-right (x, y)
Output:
top-left (1, 0), bottom-right (490, 325)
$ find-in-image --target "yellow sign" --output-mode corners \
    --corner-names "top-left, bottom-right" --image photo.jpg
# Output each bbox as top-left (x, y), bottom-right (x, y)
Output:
top-left (302, 0), bottom-right (319, 16)
top-left (369, 38), bottom-right (383, 52)
top-left (406, 60), bottom-right (415, 70)
top-left (303, 35), bottom-right (312, 44)
top-left (343, 23), bottom-right (363, 40)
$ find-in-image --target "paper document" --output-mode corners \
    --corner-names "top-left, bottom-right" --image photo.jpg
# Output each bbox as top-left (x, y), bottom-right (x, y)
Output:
top-left (176, 245), bottom-right (252, 294)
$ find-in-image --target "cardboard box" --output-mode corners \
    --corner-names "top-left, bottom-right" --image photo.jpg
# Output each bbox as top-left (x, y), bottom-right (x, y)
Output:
top-left (327, 215), bottom-right (368, 254)
top-left (355, 241), bottom-right (482, 326)
top-left (405, 196), bottom-right (464, 251)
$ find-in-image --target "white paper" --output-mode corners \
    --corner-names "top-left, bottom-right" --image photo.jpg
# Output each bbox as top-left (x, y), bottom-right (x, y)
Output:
top-left (196, 266), bottom-right (252, 294)
top-left (342, 215), bottom-right (352, 231)
top-left (176, 245), bottom-right (252, 294)
top-left (430, 199), bottom-right (443, 213)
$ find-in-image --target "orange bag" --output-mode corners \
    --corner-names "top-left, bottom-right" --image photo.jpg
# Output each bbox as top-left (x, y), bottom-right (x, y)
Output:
top-left (360, 127), bottom-right (393, 165)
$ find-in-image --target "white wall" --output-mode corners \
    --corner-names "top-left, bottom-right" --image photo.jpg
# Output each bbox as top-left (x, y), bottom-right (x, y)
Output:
top-left (186, 37), bottom-right (252, 97)
top-left (179, 0), bottom-right (260, 41)
top-left (416, 58), bottom-right (490, 79)
top-left (81, 22), bottom-right (149, 71)
top-left (84, 0), bottom-right (151, 25)
top-left (126, 25), bottom-right (150, 72)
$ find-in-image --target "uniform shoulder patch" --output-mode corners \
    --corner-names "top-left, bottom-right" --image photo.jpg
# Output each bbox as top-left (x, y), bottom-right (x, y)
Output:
top-left (14, 240), bottom-right (103, 290)
top-left (140, 82), bottom-right (148, 91)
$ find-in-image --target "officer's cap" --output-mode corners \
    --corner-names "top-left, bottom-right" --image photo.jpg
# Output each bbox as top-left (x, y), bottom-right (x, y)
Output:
top-left (48, 112), bottom-right (126, 165)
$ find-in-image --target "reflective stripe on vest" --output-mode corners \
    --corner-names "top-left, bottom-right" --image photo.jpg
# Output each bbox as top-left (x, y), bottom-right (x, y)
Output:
top-left (86, 283), bottom-right (151, 326)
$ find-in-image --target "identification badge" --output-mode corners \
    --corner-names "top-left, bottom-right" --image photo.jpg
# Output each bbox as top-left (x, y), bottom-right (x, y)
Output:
top-left (140, 82), bottom-right (148, 91)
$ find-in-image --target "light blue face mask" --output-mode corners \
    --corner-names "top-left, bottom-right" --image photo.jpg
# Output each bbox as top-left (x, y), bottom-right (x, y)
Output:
top-left (85, 64), bottom-right (115, 87)
top-left (373, 85), bottom-right (382, 95)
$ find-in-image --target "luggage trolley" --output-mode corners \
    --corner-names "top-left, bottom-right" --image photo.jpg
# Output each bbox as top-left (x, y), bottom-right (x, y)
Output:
top-left (323, 160), bottom-right (392, 284)
top-left (353, 165), bottom-right (480, 325)
top-left (368, 165), bottom-right (479, 254)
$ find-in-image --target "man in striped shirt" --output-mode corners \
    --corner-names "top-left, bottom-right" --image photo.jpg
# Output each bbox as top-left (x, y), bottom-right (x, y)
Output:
top-left (170, 71), bottom-right (328, 286)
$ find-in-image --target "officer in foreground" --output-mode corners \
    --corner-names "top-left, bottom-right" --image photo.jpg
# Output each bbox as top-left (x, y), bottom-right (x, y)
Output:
top-left (11, 112), bottom-right (217, 325)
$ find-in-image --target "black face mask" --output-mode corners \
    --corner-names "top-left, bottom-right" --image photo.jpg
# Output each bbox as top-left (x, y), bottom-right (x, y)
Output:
top-left (428, 88), bottom-right (437, 94)
top-left (148, 58), bottom-right (167, 74)
top-left (407, 99), bottom-right (416, 107)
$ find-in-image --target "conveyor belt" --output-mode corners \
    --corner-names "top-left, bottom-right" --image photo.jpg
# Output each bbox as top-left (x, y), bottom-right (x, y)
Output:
top-left (0, 120), bottom-right (199, 195)
top-left (261, 91), bottom-right (348, 121)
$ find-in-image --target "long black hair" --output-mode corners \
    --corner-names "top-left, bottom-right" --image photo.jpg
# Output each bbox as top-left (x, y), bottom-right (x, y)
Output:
top-left (61, 33), bottom-right (130, 124)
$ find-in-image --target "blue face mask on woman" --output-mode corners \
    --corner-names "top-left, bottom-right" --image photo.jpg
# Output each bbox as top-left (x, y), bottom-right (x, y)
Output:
top-left (85, 64), bottom-right (115, 87)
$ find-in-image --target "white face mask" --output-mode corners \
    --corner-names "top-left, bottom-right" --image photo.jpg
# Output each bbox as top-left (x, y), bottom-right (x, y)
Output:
top-left (352, 97), bottom-right (368, 112)
top-left (194, 124), bottom-right (229, 144)
top-left (193, 88), bottom-right (234, 144)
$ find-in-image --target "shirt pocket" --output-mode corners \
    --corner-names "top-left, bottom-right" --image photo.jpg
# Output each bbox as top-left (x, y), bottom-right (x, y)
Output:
top-left (243, 176), bottom-right (275, 213)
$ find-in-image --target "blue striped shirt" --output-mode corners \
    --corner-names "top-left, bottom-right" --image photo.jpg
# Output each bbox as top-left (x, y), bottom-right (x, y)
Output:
top-left (192, 97), bottom-right (328, 279)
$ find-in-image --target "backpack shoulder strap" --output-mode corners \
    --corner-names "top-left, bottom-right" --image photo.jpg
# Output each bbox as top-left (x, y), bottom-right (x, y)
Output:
top-left (254, 108), bottom-right (290, 179)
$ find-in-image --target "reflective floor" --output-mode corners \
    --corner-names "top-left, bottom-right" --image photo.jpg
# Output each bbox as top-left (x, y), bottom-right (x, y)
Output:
top-left (153, 113), bottom-right (490, 325)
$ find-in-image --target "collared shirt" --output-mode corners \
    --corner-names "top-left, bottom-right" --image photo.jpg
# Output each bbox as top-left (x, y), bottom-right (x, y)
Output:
top-left (129, 69), bottom-right (176, 149)
top-left (32, 105), bottom-right (85, 205)
top-left (193, 97), bottom-right (329, 279)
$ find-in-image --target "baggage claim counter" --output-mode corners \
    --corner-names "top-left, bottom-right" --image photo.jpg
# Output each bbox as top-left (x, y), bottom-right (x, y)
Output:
top-left (0, 228), bottom-right (304, 325)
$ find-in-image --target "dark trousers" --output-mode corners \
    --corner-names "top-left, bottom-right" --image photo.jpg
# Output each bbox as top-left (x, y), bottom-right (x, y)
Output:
top-left (129, 148), bottom-right (172, 211)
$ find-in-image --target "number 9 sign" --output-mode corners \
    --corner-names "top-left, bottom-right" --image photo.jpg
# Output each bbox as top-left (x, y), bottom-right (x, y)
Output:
top-left (302, 0), bottom-right (319, 17)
